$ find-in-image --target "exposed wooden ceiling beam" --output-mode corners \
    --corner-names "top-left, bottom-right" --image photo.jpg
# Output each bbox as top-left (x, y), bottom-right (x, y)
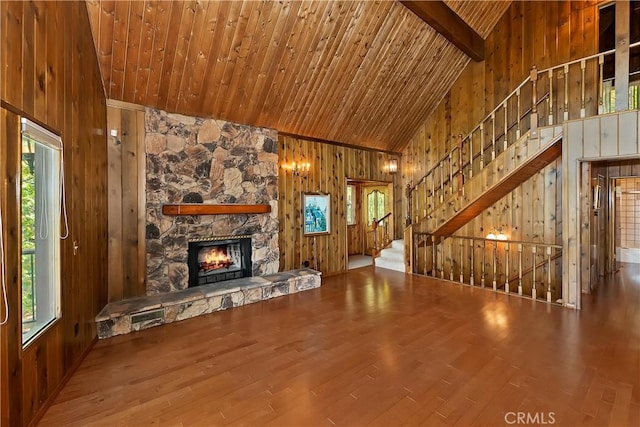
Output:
top-left (400, 0), bottom-right (485, 62)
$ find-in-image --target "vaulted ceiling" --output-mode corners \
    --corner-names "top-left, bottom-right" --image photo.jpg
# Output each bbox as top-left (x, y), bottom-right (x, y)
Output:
top-left (86, 1), bottom-right (510, 152)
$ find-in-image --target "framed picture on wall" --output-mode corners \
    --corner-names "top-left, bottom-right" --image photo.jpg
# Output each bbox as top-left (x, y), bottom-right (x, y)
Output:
top-left (303, 193), bottom-right (331, 235)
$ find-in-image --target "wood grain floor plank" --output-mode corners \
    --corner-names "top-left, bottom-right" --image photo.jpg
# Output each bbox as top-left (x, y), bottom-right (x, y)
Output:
top-left (38, 264), bottom-right (640, 426)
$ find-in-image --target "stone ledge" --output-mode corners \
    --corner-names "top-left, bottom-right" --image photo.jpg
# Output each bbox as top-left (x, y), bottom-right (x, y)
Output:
top-left (96, 269), bottom-right (321, 339)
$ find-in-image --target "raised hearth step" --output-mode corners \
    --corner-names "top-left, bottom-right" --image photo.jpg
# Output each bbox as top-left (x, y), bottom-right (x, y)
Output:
top-left (96, 269), bottom-right (321, 339)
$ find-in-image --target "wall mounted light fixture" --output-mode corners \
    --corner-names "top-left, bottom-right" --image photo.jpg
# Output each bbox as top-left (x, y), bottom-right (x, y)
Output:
top-left (283, 160), bottom-right (311, 177)
top-left (387, 158), bottom-right (398, 174)
top-left (486, 228), bottom-right (508, 240)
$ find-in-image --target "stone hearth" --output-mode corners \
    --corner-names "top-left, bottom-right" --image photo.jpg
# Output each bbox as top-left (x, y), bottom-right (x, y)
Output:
top-left (96, 269), bottom-right (321, 338)
top-left (144, 108), bottom-right (279, 294)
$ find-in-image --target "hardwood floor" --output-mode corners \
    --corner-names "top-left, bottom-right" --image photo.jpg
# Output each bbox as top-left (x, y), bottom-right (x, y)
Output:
top-left (39, 265), bottom-right (640, 426)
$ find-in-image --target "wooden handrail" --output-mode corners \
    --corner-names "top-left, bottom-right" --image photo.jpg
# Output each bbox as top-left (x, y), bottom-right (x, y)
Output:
top-left (413, 232), bottom-right (561, 249)
top-left (377, 212), bottom-right (392, 223)
top-left (507, 251), bottom-right (562, 284)
top-left (408, 40), bottom-right (640, 200)
top-left (409, 92), bottom-right (549, 196)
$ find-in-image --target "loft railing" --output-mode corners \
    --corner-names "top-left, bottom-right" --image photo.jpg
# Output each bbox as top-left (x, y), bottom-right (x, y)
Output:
top-left (407, 41), bottom-right (640, 226)
top-left (413, 233), bottom-right (563, 303)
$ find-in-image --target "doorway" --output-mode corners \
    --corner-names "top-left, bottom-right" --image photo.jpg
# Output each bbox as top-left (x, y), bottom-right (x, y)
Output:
top-left (613, 177), bottom-right (640, 265)
top-left (346, 179), bottom-right (393, 270)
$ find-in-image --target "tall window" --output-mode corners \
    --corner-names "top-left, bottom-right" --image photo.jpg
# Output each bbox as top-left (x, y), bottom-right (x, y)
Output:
top-left (367, 190), bottom-right (386, 225)
top-left (599, 1), bottom-right (640, 113)
top-left (21, 118), bottom-right (62, 346)
top-left (346, 185), bottom-right (356, 225)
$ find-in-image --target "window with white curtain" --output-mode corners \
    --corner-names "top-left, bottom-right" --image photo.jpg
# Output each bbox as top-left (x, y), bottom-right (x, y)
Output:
top-left (346, 185), bottom-right (356, 225)
top-left (21, 118), bottom-right (62, 346)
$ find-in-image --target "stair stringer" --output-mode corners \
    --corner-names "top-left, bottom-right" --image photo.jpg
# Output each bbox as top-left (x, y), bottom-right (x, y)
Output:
top-left (420, 125), bottom-right (563, 236)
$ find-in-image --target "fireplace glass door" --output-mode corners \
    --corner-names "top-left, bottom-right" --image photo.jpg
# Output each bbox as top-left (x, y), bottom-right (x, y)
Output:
top-left (188, 237), bottom-right (252, 286)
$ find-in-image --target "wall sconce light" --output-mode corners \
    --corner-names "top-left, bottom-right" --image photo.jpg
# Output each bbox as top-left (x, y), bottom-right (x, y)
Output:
top-left (284, 161), bottom-right (310, 176)
top-left (387, 158), bottom-right (398, 174)
top-left (486, 228), bottom-right (507, 240)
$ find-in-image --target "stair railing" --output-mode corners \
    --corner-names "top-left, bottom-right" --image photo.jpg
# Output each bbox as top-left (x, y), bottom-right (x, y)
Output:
top-left (407, 42), bottom-right (640, 228)
top-left (412, 233), bottom-right (562, 303)
top-left (371, 212), bottom-right (393, 258)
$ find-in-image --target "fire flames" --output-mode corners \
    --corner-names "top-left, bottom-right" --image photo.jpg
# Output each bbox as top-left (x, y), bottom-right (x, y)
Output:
top-left (199, 247), bottom-right (232, 272)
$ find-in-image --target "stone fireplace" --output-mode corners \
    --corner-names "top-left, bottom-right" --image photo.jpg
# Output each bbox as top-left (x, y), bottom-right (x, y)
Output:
top-left (144, 108), bottom-right (279, 294)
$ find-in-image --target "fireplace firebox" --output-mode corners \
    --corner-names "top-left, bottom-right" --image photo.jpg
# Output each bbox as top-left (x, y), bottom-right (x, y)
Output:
top-left (187, 237), bottom-right (252, 287)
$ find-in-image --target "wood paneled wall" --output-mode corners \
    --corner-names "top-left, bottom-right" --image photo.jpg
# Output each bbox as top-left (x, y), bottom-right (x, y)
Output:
top-left (106, 101), bottom-right (146, 301)
top-left (347, 182), bottom-right (364, 256)
top-left (402, 1), bottom-right (601, 246)
top-left (279, 135), bottom-right (401, 274)
top-left (0, 1), bottom-right (107, 426)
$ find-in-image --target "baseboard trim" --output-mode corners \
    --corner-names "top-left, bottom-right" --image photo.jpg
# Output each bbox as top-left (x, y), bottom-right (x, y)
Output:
top-left (27, 336), bottom-right (98, 427)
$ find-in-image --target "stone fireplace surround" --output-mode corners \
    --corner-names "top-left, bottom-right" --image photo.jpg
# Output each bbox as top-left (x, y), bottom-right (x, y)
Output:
top-left (145, 108), bottom-right (280, 294)
top-left (94, 109), bottom-right (322, 338)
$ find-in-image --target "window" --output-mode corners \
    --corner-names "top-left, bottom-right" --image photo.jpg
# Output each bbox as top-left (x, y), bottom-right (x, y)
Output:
top-left (21, 118), bottom-right (62, 346)
top-left (599, 1), bottom-right (640, 113)
top-left (346, 185), bottom-right (356, 225)
top-left (367, 190), bottom-right (386, 226)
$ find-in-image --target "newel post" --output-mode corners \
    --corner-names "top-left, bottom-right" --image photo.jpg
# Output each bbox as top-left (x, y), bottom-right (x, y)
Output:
top-left (530, 65), bottom-right (539, 139)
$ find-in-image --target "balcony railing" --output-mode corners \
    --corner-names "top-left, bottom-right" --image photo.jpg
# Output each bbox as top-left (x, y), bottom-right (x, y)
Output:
top-left (412, 233), bottom-right (562, 304)
top-left (407, 41), bottom-right (640, 226)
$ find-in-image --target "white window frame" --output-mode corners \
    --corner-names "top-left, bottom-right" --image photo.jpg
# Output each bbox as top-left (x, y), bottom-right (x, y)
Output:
top-left (20, 118), bottom-right (62, 347)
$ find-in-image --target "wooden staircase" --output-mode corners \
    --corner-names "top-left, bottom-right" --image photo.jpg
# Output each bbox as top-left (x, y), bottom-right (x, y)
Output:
top-left (421, 126), bottom-right (562, 237)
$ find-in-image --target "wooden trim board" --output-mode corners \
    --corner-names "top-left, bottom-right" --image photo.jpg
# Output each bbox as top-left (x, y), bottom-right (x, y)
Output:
top-left (162, 204), bottom-right (272, 216)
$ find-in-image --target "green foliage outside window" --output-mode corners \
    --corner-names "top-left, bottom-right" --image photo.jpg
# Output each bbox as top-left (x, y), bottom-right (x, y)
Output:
top-left (21, 148), bottom-right (36, 325)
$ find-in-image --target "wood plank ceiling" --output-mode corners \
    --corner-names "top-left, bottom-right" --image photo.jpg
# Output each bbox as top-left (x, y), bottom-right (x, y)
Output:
top-left (86, 1), bottom-right (510, 152)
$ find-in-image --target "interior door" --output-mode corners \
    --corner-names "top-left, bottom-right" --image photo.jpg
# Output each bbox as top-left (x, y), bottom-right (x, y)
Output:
top-left (363, 185), bottom-right (390, 255)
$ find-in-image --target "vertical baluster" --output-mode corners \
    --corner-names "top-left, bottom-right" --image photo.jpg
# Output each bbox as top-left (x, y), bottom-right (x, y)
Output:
top-left (547, 246), bottom-right (552, 302)
top-left (480, 123), bottom-right (485, 170)
top-left (481, 240), bottom-right (486, 287)
top-left (531, 245), bottom-right (537, 299)
top-left (518, 243), bottom-right (523, 295)
top-left (458, 134), bottom-right (464, 196)
top-left (598, 55), bottom-right (605, 114)
top-left (423, 177), bottom-right (427, 219)
top-left (460, 240), bottom-right (464, 283)
top-left (423, 235), bottom-right (427, 275)
top-left (432, 235), bottom-right (437, 277)
top-left (516, 88), bottom-right (521, 139)
top-left (580, 60), bottom-right (586, 118)
top-left (449, 239), bottom-right (454, 281)
top-left (414, 235), bottom-right (419, 275)
top-left (449, 151), bottom-right (453, 195)
top-left (440, 163), bottom-right (444, 203)
top-left (504, 242), bottom-right (510, 293)
top-left (431, 171), bottom-right (436, 208)
top-left (492, 240), bottom-right (497, 291)
top-left (503, 101), bottom-right (508, 151)
top-left (469, 133), bottom-right (474, 178)
top-left (491, 113), bottom-right (496, 160)
top-left (548, 69), bottom-right (554, 125)
top-left (440, 239), bottom-right (445, 279)
top-left (530, 66), bottom-right (538, 138)
top-left (563, 64), bottom-right (569, 121)
top-left (470, 239), bottom-right (475, 286)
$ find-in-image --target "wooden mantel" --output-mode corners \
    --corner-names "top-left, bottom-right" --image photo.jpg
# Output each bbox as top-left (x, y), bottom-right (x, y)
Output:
top-left (162, 204), bottom-right (271, 216)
